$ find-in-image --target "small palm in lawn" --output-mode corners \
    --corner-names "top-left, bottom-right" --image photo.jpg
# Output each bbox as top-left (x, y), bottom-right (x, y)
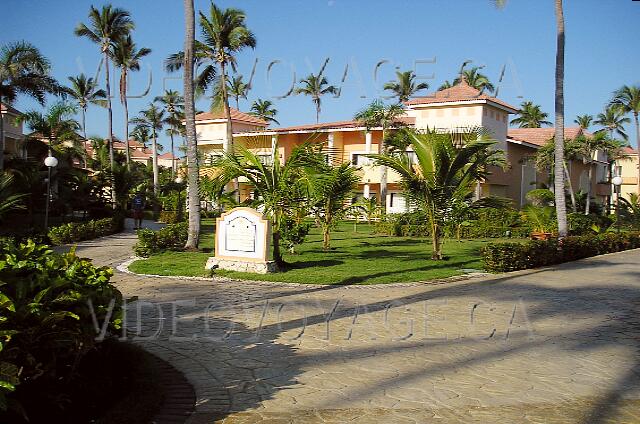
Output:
top-left (130, 104), bottom-right (164, 195)
top-left (453, 67), bottom-right (495, 94)
top-left (594, 104), bottom-right (630, 140)
top-left (354, 196), bottom-right (380, 225)
top-left (112, 35), bottom-right (151, 168)
top-left (75, 4), bottom-right (134, 176)
top-left (383, 70), bottom-right (429, 103)
top-left (155, 89), bottom-right (184, 176)
top-left (574, 114), bottom-right (593, 130)
top-left (309, 162), bottom-right (361, 250)
top-left (249, 99), bottom-right (279, 125)
top-left (213, 142), bottom-right (324, 267)
top-left (368, 128), bottom-right (505, 260)
top-left (0, 41), bottom-right (61, 171)
top-left (611, 85), bottom-right (640, 194)
top-left (295, 73), bottom-right (337, 123)
top-left (354, 100), bottom-right (406, 211)
top-left (510, 101), bottom-right (553, 128)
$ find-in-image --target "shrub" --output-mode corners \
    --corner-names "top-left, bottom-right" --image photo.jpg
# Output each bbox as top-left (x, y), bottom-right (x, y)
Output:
top-left (0, 239), bottom-right (123, 416)
top-left (134, 221), bottom-right (188, 257)
top-left (280, 218), bottom-right (312, 253)
top-left (48, 217), bottom-right (121, 245)
top-left (482, 232), bottom-right (640, 272)
top-left (158, 210), bottom-right (185, 224)
top-left (568, 213), bottom-right (613, 235)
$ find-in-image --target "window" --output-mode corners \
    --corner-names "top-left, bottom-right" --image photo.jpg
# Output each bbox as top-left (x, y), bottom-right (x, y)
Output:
top-left (614, 165), bottom-right (622, 177)
top-left (352, 154), bottom-right (370, 166)
top-left (257, 154), bottom-right (273, 166)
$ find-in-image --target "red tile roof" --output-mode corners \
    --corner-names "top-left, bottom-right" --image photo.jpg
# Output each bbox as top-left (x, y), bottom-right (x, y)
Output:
top-left (130, 149), bottom-right (152, 159)
top-left (158, 152), bottom-right (179, 160)
top-left (404, 80), bottom-right (518, 112)
top-left (112, 139), bottom-right (145, 150)
top-left (507, 127), bottom-right (590, 146)
top-left (195, 108), bottom-right (269, 126)
top-left (622, 146), bottom-right (638, 155)
top-left (269, 120), bottom-right (362, 133)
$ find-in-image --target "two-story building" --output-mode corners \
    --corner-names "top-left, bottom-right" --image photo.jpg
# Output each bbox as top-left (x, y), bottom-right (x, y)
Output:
top-left (1, 103), bottom-right (26, 160)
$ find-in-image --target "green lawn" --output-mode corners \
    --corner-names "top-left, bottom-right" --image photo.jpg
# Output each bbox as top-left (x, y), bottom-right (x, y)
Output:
top-left (129, 220), bottom-right (515, 285)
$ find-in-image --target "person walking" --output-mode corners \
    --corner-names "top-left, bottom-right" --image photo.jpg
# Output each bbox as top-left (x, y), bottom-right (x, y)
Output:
top-left (131, 192), bottom-right (146, 229)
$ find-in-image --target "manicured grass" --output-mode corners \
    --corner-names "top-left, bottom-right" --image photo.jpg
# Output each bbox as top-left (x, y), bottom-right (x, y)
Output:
top-left (129, 220), bottom-right (520, 285)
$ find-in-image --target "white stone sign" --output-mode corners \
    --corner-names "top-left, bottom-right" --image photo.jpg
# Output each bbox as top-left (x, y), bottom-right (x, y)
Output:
top-left (206, 207), bottom-right (275, 274)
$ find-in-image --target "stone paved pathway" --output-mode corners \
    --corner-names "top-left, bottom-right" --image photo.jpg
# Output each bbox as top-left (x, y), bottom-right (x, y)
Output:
top-left (65, 227), bottom-right (640, 423)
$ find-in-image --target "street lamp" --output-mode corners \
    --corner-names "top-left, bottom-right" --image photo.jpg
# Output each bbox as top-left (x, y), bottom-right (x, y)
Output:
top-left (175, 176), bottom-right (184, 221)
top-left (612, 175), bottom-right (623, 233)
top-left (44, 154), bottom-right (58, 230)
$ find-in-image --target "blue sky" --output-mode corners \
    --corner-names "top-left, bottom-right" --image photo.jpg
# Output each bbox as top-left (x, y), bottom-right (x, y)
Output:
top-left (2, 0), bottom-right (639, 151)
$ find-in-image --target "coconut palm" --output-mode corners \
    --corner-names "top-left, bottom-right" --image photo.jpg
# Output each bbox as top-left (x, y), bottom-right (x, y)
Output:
top-left (368, 128), bottom-right (505, 259)
top-left (130, 124), bottom-right (150, 149)
top-left (611, 85), bottom-right (640, 194)
top-left (65, 74), bottom-right (107, 142)
top-left (0, 41), bottom-right (60, 171)
top-left (111, 35), bottom-right (151, 168)
top-left (354, 196), bottom-right (380, 224)
top-left (249, 99), bottom-right (279, 125)
top-left (155, 89), bottom-right (184, 176)
top-left (309, 162), bottom-right (361, 250)
top-left (510, 101), bottom-right (552, 128)
top-left (453, 66), bottom-right (495, 94)
top-left (573, 132), bottom-right (619, 214)
top-left (383, 70), bottom-right (429, 103)
top-left (17, 101), bottom-right (81, 154)
top-left (534, 138), bottom-right (581, 213)
top-left (295, 73), bottom-right (337, 123)
top-left (130, 103), bottom-right (164, 195)
top-left (574, 114), bottom-right (593, 130)
top-left (354, 100), bottom-right (406, 211)
top-left (228, 74), bottom-right (249, 109)
top-left (75, 4), bottom-right (134, 176)
top-left (438, 80), bottom-right (453, 91)
top-left (594, 104), bottom-right (630, 140)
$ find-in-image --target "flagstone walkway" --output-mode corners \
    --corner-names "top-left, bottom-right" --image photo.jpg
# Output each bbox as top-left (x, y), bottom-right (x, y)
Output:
top-left (66, 226), bottom-right (640, 423)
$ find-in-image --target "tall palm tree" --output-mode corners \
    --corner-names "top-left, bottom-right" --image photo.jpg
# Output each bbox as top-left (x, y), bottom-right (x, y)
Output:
top-left (0, 41), bottom-right (60, 171)
top-left (111, 35), bottom-right (151, 168)
top-left (453, 66), bottom-right (495, 94)
top-left (594, 104), bottom-right (630, 140)
top-left (510, 101), bottom-right (552, 128)
top-left (611, 85), bottom-right (640, 194)
top-left (249, 99), bottom-right (279, 125)
top-left (574, 114), bottom-right (593, 130)
top-left (383, 70), bottom-right (429, 103)
top-left (295, 73), bottom-right (337, 123)
top-left (182, 0), bottom-right (200, 250)
top-left (130, 124), bottom-right (150, 149)
top-left (228, 74), bottom-right (249, 109)
top-left (354, 100), bottom-right (406, 210)
top-left (130, 103), bottom-right (164, 195)
top-left (368, 128), bottom-right (505, 259)
top-left (65, 73), bottom-right (107, 140)
top-left (155, 89), bottom-right (184, 176)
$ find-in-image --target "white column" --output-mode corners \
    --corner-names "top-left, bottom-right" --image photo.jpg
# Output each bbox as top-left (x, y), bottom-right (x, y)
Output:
top-left (327, 132), bottom-right (334, 149)
top-left (365, 131), bottom-right (372, 153)
top-left (271, 134), bottom-right (278, 163)
top-left (364, 183), bottom-right (370, 199)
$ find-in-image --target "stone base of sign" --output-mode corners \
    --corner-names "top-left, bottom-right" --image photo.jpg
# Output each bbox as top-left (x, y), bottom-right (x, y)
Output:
top-left (205, 257), bottom-right (278, 274)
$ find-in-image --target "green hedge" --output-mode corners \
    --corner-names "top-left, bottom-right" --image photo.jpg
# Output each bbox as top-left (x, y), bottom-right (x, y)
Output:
top-left (48, 215), bottom-right (123, 245)
top-left (482, 232), bottom-right (640, 272)
top-left (134, 222), bottom-right (188, 257)
top-left (158, 211), bottom-right (185, 224)
top-left (0, 239), bottom-right (123, 417)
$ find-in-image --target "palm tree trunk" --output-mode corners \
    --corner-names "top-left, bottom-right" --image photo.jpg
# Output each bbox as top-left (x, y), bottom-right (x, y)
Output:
top-left (585, 160), bottom-right (593, 215)
top-left (0, 93), bottom-right (5, 172)
top-left (553, 0), bottom-right (568, 238)
top-left (563, 161), bottom-right (577, 212)
top-left (316, 101), bottom-right (320, 123)
top-left (170, 130), bottom-right (175, 177)
top-left (379, 129), bottom-right (387, 212)
top-left (183, 0), bottom-right (200, 250)
top-left (635, 112), bottom-right (640, 195)
top-left (272, 230), bottom-right (283, 267)
top-left (81, 107), bottom-right (89, 168)
top-left (323, 226), bottom-right (331, 250)
top-left (123, 93), bottom-right (131, 170)
top-left (430, 220), bottom-right (442, 260)
top-left (151, 131), bottom-right (159, 195)
top-left (219, 61), bottom-right (240, 202)
top-left (104, 51), bottom-right (117, 207)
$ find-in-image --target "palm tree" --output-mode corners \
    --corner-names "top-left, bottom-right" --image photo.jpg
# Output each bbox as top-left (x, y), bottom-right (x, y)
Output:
top-left (453, 66), bottom-right (495, 94)
top-left (130, 104), bottom-right (164, 195)
top-left (228, 74), bottom-right (249, 109)
top-left (130, 124), bottom-right (150, 149)
top-left (65, 74), bottom-right (107, 143)
top-left (354, 196), bottom-right (380, 224)
top-left (112, 35), bottom-right (151, 168)
top-left (510, 101), bottom-right (552, 128)
top-left (438, 80), bottom-right (454, 91)
top-left (155, 89), bottom-right (184, 176)
top-left (611, 85), bottom-right (640, 194)
top-left (0, 173), bottom-right (27, 220)
top-left (17, 101), bottom-right (81, 154)
top-left (309, 162), bottom-right (361, 250)
top-left (534, 138), bottom-right (580, 213)
top-left (574, 114), bottom-right (593, 130)
top-left (249, 99), bottom-right (279, 125)
top-left (0, 41), bottom-right (60, 171)
top-left (574, 132), bottom-right (618, 214)
top-left (383, 70), bottom-right (429, 103)
top-left (354, 100), bottom-right (406, 211)
top-left (594, 104), bottom-right (630, 140)
top-left (295, 73), bottom-right (337, 123)
top-left (182, 0), bottom-right (200, 250)
top-left (368, 128), bottom-right (505, 260)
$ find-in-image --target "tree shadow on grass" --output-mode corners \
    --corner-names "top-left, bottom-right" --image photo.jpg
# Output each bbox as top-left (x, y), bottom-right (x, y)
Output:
top-left (285, 259), bottom-right (344, 270)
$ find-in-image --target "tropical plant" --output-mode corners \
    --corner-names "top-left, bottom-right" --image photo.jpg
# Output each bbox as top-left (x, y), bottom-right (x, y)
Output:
top-left (295, 72), bottom-right (337, 123)
top-left (383, 70), bottom-right (429, 103)
top-left (574, 114), bottom-right (593, 130)
top-left (594, 104), bottom-right (630, 140)
top-left (573, 132), bottom-right (618, 214)
top-left (438, 80), bottom-right (453, 91)
top-left (112, 35), bottom-right (151, 167)
top-left (249, 99), bottom-right (279, 125)
top-left (227, 74), bottom-right (249, 109)
top-left (354, 100), bottom-right (406, 211)
top-left (309, 162), bottom-right (361, 250)
top-left (522, 205), bottom-right (556, 233)
top-left (0, 173), bottom-right (26, 220)
top-left (64, 73), bottom-right (107, 142)
top-left (0, 41), bottom-right (61, 171)
top-left (130, 124), bottom-right (150, 149)
top-left (17, 101), bottom-right (81, 154)
top-left (75, 4), bottom-right (134, 177)
top-left (453, 66), bottom-right (495, 94)
top-left (619, 193), bottom-right (640, 228)
top-left (510, 101), bottom-right (552, 128)
top-left (155, 90), bottom-right (184, 176)
top-left (354, 196), bottom-right (381, 224)
top-left (130, 103), bottom-right (164, 195)
top-left (368, 128), bottom-right (505, 259)
top-left (611, 85), bottom-right (640, 194)
top-left (525, 188), bottom-right (555, 207)
top-left (534, 137), bottom-right (581, 213)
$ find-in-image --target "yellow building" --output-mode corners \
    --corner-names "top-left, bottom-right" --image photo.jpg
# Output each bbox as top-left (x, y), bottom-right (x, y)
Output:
top-left (1, 103), bottom-right (26, 160)
top-left (613, 146), bottom-right (639, 200)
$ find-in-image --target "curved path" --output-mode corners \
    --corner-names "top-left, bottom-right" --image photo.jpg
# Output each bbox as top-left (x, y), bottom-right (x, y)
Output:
top-left (67, 226), bottom-right (640, 423)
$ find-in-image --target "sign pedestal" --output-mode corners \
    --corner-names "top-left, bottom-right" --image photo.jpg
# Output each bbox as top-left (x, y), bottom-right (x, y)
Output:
top-left (205, 207), bottom-right (276, 274)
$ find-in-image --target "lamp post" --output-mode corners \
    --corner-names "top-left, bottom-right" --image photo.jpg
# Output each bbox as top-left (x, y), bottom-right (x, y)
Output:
top-left (612, 175), bottom-right (623, 233)
top-left (175, 176), bottom-right (184, 221)
top-left (44, 154), bottom-right (58, 231)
